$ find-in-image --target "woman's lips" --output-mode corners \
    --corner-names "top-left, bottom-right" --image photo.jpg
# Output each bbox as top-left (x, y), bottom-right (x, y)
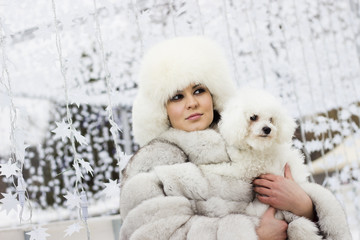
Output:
top-left (186, 113), bottom-right (203, 120)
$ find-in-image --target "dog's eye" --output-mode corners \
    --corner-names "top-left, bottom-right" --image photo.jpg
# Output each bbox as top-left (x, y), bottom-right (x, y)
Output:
top-left (270, 118), bottom-right (273, 123)
top-left (250, 115), bottom-right (258, 121)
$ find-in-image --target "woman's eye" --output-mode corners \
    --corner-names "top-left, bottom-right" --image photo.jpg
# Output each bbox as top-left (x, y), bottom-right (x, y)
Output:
top-left (250, 115), bottom-right (258, 121)
top-left (170, 94), bottom-right (183, 101)
top-left (194, 88), bottom-right (205, 95)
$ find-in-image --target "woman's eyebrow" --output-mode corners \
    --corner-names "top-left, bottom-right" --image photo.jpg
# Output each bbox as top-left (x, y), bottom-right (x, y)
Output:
top-left (192, 84), bottom-right (201, 89)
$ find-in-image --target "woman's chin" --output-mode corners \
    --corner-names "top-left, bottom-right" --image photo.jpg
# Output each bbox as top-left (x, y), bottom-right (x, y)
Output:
top-left (183, 122), bottom-right (212, 132)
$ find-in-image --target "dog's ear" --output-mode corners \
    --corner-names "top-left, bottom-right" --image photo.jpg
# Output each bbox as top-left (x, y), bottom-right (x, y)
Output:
top-left (276, 108), bottom-right (297, 144)
top-left (219, 97), bottom-right (248, 148)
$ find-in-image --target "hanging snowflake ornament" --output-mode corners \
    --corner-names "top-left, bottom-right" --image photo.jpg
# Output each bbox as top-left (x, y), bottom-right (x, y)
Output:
top-left (102, 179), bottom-right (120, 198)
top-left (109, 119), bottom-right (121, 133)
top-left (52, 119), bottom-right (72, 142)
top-left (64, 222), bottom-right (83, 237)
top-left (72, 129), bottom-right (87, 146)
top-left (26, 226), bottom-right (50, 240)
top-left (0, 158), bottom-right (20, 178)
top-left (64, 191), bottom-right (81, 209)
top-left (0, 192), bottom-right (19, 215)
top-left (73, 161), bottom-right (84, 181)
top-left (13, 128), bottom-right (29, 164)
top-left (78, 158), bottom-right (93, 176)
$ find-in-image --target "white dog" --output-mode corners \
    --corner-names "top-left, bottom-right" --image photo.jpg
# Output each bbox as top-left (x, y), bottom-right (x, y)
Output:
top-left (202, 88), bottom-right (322, 240)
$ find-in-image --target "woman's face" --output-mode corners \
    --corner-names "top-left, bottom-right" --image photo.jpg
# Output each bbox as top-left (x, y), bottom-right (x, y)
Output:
top-left (166, 83), bottom-right (214, 132)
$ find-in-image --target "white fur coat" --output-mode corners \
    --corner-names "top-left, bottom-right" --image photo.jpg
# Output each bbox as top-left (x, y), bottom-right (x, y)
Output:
top-left (120, 128), bottom-right (351, 240)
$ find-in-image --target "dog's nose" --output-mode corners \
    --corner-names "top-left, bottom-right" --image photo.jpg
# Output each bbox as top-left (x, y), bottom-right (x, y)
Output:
top-left (263, 127), bottom-right (271, 135)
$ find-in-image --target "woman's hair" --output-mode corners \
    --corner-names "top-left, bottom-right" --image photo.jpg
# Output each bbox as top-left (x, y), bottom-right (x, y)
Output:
top-left (132, 36), bottom-right (237, 146)
top-left (212, 110), bottom-right (221, 126)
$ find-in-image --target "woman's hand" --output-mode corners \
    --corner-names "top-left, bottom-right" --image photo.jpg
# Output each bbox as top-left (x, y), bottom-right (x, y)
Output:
top-left (253, 164), bottom-right (315, 220)
top-left (256, 207), bottom-right (288, 240)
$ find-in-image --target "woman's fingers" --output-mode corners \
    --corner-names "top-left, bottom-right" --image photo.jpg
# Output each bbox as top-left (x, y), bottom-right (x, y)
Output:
top-left (256, 207), bottom-right (288, 240)
top-left (253, 180), bottom-right (280, 207)
top-left (256, 173), bottom-right (277, 181)
top-left (253, 186), bottom-right (272, 196)
top-left (263, 206), bottom-right (276, 216)
top-left (257, 194), bottom-right (272, 205)
top-left (253, 171), bottom-right (315, 220)
top-left (253, 178), bottom-right (271, 188)
top-left (253, 175), bottom-right (281, 189)
top-left (284, 163), bottom-right (294, 180)
top-left (257, 163), bottom-right (294, 181)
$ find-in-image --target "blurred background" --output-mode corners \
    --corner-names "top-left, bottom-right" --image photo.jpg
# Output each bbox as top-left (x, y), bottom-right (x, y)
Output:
top-left (0, 0), bottom-right (359, 239)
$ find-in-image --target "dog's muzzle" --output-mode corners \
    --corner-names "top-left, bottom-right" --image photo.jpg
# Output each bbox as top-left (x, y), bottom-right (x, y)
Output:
top-left (262, 126), bottom-right (271, 135)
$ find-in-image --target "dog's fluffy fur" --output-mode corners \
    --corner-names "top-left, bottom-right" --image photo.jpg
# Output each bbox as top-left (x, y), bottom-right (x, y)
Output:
top-left (201, 88), bottom-right (322, 240)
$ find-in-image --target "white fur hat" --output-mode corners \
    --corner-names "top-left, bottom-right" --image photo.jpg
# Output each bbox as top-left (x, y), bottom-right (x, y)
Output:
top-left (132, 36), bottom-right (237, 146)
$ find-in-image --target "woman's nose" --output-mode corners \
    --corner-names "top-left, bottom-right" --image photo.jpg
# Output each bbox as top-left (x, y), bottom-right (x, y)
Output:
top-left (186, 96), bottom-right (198, 109)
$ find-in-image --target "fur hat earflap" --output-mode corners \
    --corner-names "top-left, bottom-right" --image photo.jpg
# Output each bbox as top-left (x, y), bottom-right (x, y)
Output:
top-left (132, 36), bottom-right (237, 146)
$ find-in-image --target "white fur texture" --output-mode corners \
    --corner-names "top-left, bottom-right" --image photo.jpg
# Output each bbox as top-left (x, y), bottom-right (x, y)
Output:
top-left (120, 118), bottom-right (351, 239)
top-left (215, 88), bottom-right (322, 239)
top-left (219, 88), bottom-right (297, 151)
top-left (302, 183), bottom-right (352, 239)
top-left (132, 36), bottom-right (237, 146)
top-left (159, 128), bottom-right (230, 165)
top-left (208, 88), bottom-right (309, 182)
top-left (120, 128), bottom-right (257, 239)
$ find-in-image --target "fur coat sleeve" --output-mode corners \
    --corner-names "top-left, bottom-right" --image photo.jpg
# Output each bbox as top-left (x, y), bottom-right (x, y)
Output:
top-left (119, 130), bottom-right (258, 240)
top-left (301, 182), bottom-right (352, 240)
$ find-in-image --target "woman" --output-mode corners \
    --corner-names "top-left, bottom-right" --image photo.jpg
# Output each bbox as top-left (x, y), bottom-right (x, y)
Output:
top-left (120, 36), bottom-right (351, 240)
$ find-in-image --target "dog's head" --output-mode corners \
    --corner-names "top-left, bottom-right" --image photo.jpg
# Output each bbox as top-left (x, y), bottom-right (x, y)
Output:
top-left (219, 88), bottom-right (296, 151)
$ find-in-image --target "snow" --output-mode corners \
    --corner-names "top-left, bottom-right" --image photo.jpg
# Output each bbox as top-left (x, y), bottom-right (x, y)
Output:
top-left (1, 0), bottom-right (360, 238)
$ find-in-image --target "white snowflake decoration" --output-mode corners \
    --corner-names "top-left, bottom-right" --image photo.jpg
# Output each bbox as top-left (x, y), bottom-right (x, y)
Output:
top-left (102, 179), bottom-right (120, 198)
top-left (72, 129), bottom-right (87, 146)
top-left (64, 222), bottom-right (83, 237)
top-left (0, 159), bottom-right (20, 178)
top-left (26, 226), bottom-right (50, 240)
top-left (73, 161), bottom-right (84, 181)
top-left (51, 119), bottom-right (72, 142)
top-left (64, 191), bottom-right (81, 209)
top-left (78, 158), bottom-right (93, 176)
top-left (13, 128), bottom-right (29, 163)
top-left (0, 192), bottom-right (19, 215)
